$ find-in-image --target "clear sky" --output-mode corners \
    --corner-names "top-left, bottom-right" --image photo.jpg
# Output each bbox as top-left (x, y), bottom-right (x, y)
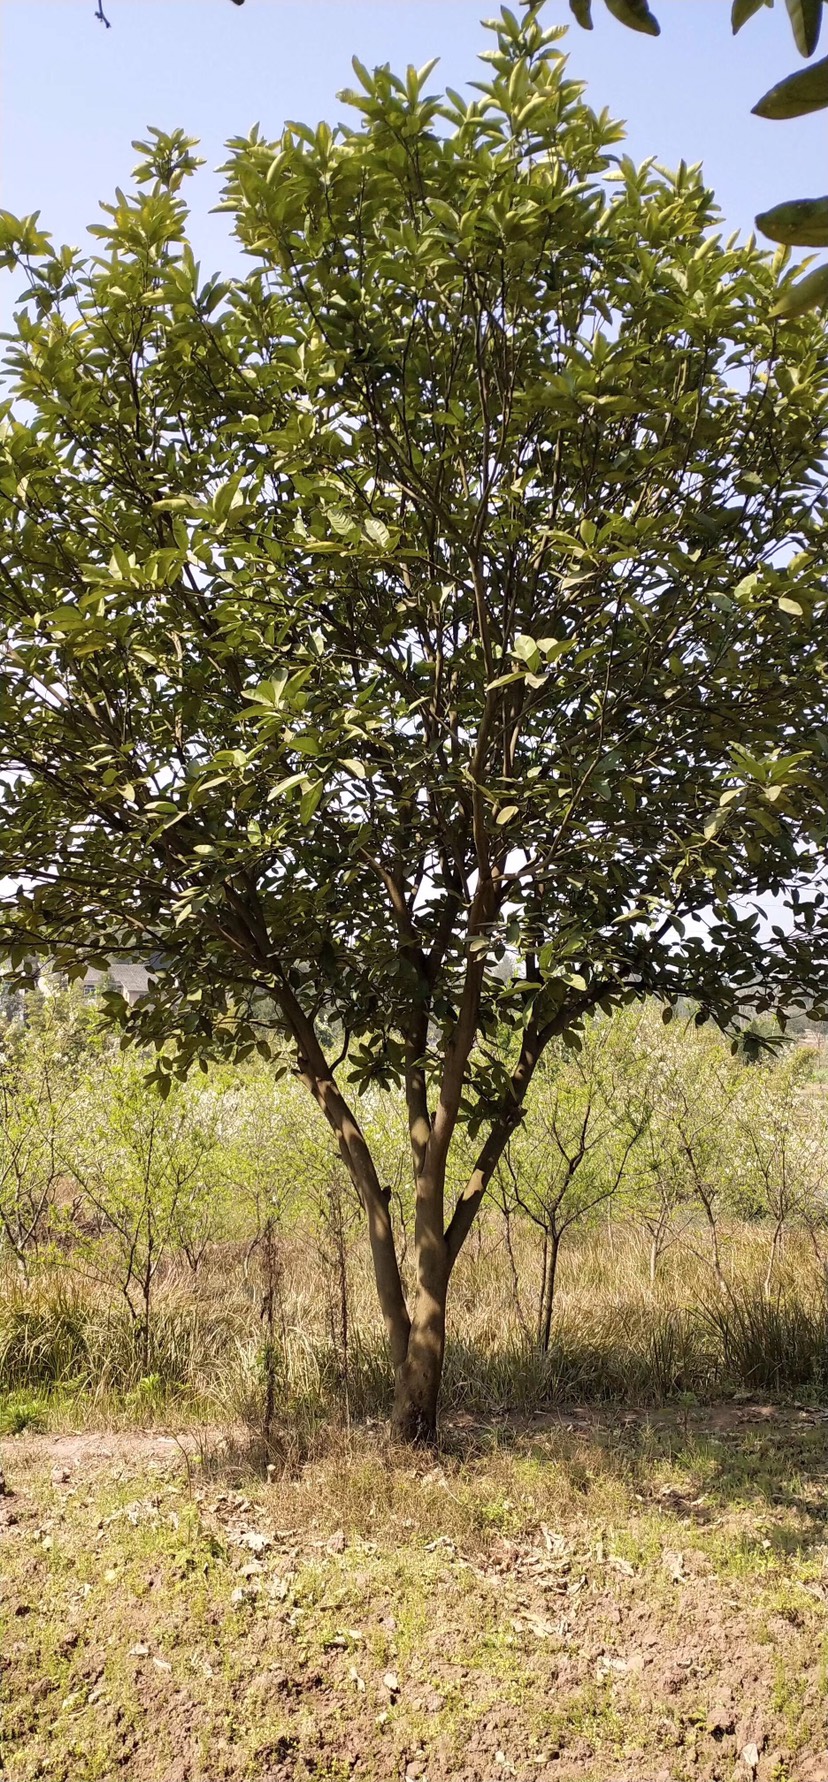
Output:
top-left (1, 0), bottom-right (826, 314)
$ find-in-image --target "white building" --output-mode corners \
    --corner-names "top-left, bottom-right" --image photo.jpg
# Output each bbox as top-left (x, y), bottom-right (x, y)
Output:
top-left (80, 961), bottom-right (151, 1005)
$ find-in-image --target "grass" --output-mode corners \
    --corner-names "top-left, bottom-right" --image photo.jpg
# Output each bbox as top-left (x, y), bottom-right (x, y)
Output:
top-left (4, 1212), bottom-right (828, 1775)
top-left (3, 1219), bottom-right (828, 1438)
top-left (3, 1411), bottom-right (828, 1780)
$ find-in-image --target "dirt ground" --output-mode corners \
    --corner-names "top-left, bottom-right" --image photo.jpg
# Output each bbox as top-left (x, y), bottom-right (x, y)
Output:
top-left (2, 1404), bottom-right (828, 1782)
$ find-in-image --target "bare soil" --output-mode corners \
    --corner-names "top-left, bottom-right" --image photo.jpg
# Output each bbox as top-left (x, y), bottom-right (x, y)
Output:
top-left (2, 1405), bottom-right (828, 1781)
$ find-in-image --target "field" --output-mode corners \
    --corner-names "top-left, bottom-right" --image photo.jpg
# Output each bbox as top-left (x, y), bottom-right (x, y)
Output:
top-left (4, 1219), bottom-right (828, 1782)
top-left (3, 1405), bottom-right (828, 1782)
top-left (4, 1215), bottom-right (828, 1437)
top-left (5, 1009), bottom-right (828, 1780)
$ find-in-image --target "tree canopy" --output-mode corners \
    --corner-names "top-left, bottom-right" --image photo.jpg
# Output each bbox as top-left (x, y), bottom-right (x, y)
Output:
top-left (567, 0), bottom-right (828, 311)
top-left (2, 0), bottom-right (828, 1434)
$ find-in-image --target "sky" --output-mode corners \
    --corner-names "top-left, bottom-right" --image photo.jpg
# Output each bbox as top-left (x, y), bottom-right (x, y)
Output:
top-left (1, 0), bottom-right (827, 317)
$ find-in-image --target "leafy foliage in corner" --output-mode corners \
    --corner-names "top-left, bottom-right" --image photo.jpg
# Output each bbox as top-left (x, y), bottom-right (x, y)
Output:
top-left (567, 0), bottom-right (828, 313)
top-left (1, 4), bottom-right (828, 1433)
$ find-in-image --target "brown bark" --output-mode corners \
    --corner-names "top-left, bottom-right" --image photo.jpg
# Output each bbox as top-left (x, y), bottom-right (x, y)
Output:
top-left (391, 1234), bottom-right (448, 1444)
top-left (273, 928), bottom-right (610, 1440)
top-left (537, 1227), bottom-right (561, 1354)
top-left (273, 970), bottom-right (412, 1368)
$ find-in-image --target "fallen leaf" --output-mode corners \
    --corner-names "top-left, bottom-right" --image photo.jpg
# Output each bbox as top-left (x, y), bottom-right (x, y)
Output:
top-left (607, 1554), bottom-right (635, 1576)
top-left (237, 1530), bottom-right (271, 1554)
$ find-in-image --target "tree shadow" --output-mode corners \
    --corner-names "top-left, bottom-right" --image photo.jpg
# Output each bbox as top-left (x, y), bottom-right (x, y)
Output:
top-left (436, 1396), bottom-right (828, 1549)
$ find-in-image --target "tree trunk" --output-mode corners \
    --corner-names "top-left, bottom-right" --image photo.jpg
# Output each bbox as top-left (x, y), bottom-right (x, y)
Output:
top-left (391, 1311), bottom-right (445, 1446)
top-left (764, 1220), bottom-right (783, 1300)
top-left (390, 1246), bottom-right (448, 1445)
top-left (538, 1228), bottom-right (560, 1355)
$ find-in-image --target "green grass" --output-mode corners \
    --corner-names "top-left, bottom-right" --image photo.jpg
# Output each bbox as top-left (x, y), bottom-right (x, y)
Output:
top-left (3, 1411), bottom-right (828, 1780)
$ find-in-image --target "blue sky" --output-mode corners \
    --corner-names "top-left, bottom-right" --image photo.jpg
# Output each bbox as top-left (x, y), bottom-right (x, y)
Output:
top-left (1, 0), bottom-right (826, 307)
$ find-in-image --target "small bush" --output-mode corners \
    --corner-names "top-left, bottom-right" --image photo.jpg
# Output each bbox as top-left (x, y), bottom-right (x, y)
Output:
top-left (0, 1389), bottom-right (49, 1435)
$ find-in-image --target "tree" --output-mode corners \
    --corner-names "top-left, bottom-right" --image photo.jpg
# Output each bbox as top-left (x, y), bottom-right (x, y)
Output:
top-left (731, 1045), bottom-right (827, 1294)
top-left (615, 1003), bottom-right (732, 1284)
top-left (633, 1017), bottom-right (746, 1294)
top-left (0, 1011), bottom-right (68, 1282)
top-left (65, 1055), bottom-right (221, 1371)
top-left (566, 0), bottom-right (828, 312)
top-left (496, 1017), bottom-right (644, 1350)
top-left (1, 4), bottom-right (828, 1439)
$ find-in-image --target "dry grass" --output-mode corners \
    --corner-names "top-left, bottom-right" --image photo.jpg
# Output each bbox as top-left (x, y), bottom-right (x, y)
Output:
top-left (2, 1408), bottom-right (828, 1781)
top-left (2, 1217), bottom-right (828, 1439)
top-left (4, 1213), bottom-right (828, 1779)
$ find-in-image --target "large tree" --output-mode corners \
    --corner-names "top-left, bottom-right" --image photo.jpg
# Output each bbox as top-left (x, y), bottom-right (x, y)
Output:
top-left (1, 2), bottom-right (828, 1438)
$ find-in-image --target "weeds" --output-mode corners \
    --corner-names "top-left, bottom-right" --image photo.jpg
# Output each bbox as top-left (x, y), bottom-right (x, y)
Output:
top-left (3, 1222), bottom-right (828, 1432)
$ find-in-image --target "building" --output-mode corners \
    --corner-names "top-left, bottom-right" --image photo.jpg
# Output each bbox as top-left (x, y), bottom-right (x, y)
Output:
top-left (79, 961), bottom-right (151, 1005)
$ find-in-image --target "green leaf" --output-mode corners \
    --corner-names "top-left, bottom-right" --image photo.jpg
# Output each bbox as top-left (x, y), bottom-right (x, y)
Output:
top-left (247, 672), bottom-right (289, 710)
top-left (603, 0), bottom-right (660, 36)
top-left (569, 0), bottom-right (594, 25)
top-left (496, 805), bottom-right (519, 825)
top-left (513, 633), bottom-right (541, 670)
top-left (732, 0), bottom-right (773, 31)
top-left (299, 781), bottom-right (323, 824)
top-left (778, 595), bottom-right (805, 614)
top-left (756, 196), bottom-right (828, 245)
top-left (267, 772), bottom-right (306, 800)
top-left (485, 670), bottom-right (525, 691)
top-left (364, 515), bottom-right (390, 549)
top-left (784, 0), bottom-right (822, 57)
top-left (753, 53), bottom-right (828, 117)
top-left (771, 261), bottom-right (828, 315)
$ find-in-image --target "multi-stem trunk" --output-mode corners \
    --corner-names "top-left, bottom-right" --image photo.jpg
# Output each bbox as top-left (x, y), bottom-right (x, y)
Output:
top-left (285, 965), bottom-right (592, 1443)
